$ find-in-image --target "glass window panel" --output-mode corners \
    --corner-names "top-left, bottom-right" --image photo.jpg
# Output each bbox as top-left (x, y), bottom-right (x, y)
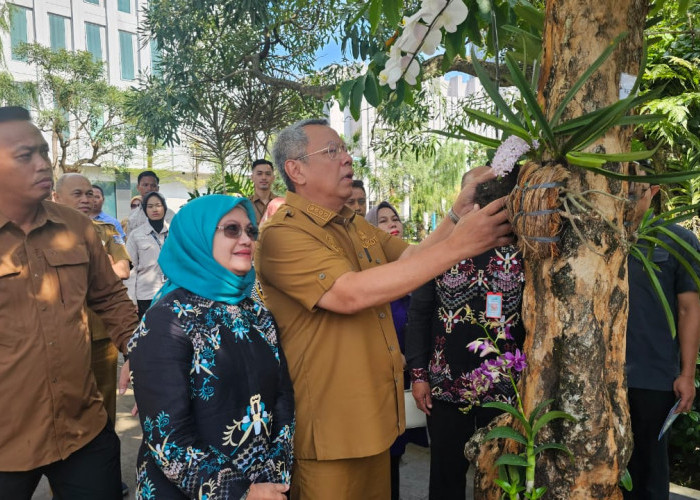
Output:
top-left (150, 40), bottom-right (161, 76)
top-left (117, 0), bottom-right (131, 13)
top-left (49, 14), bottom-right (67, 50)
top-left (119, 31), bottom-right (135, 80)
top-left (85, 22), bottom-right (103, 62)
top-left (10, 5), bottom-right (29, 61)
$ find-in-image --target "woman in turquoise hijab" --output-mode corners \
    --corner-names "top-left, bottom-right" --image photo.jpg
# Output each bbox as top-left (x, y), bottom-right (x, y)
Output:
top-left (128, 195), bottom-right (294, 500)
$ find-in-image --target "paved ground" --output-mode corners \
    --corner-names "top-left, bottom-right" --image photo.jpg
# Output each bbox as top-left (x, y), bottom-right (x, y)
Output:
top-left (32, 383), bottom-right (699, 500)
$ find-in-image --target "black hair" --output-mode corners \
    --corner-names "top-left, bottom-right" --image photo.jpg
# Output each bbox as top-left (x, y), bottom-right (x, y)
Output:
top-left (142, 191), bottom-right (167, 215)
top-left (0, 106), bottom-right (31, 123)
top-left (91, 184), bottom-right (104, 196)
top-left (252, 159), bottom-right (273, 170)
top-left (352, 179), bottom-right (365, 192)
top-left (137, 170), bottom-right (160, 184)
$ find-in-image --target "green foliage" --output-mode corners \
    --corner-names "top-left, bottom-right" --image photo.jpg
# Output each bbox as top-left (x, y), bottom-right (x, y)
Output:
top-left (129, 0), bottom-right (329, 178)
top-left (188, 172), bottom-right (253, 199)
top-left (3, 43), bottom-right (137, 172)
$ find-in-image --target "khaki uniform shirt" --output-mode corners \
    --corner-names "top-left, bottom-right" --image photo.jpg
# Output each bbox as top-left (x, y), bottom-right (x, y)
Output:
top-left (250, 192), bottom-right (276, 224)
top-left (0, 201), bottom-right (138, 471)
top-left (255, 191), bottom-right (408, 460)
top-left (88, 221), bottom-right (132, 341)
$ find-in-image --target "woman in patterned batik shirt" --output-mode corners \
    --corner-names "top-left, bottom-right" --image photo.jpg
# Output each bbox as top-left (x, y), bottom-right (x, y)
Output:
top-left (128, 195), bottom-right (294, 500)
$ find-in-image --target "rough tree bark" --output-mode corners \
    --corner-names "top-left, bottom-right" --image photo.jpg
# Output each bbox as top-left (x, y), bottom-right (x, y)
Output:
top-left (467, 1), bottom-right (649, 498)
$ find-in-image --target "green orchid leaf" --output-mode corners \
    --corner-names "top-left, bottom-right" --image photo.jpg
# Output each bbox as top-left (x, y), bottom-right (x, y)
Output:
top-left (512, 1), bottom-right (544, 31)
top-left (566, 147), bottom-right (658, 164)
top-left (561, 98), bottom-right (631, 153)
top-left (645, 203), bottom-right (700, 227)
top-left (484, 426), bottom-right (529, 446)
top-left (620, 468), bottom-right (633, 491)
top-left (528, 399), bottom-right (555, 427)
top-left (533, 442), bottom-right (574, 459)
top-left (551, 32), bottom-right (627, 127)
top-left (572, 164), bottom-right (700, 185)
top-left (470, 46), bottom-right (523, 127)
top-left (495, 454), bottom-right (530, 468)
top-left (483, 401), bottom-right (531, 433)
top-left (336, 79), bottom-right (355, 111)
top-left (532, 410), bottom-right (576, 436)
top-left (505, 52), bottom-right (556, 148)
top-left (382, 0), bottom-right (403, 28)
top-left (430, 128), bottom-right (501, 148)
top-left (502, 25), bottom-right (542, 59)
top-left (463, 107), bottom-right (530, 141)
top-left (368, 0), bottom-right (382, 34)
top-left (363, 71), bottom-right (381, 107)
top-left (630, 246), bottom-right (676, 337)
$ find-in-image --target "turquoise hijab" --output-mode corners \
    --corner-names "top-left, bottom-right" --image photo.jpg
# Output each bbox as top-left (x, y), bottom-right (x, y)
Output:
top-left (153, 195), bottom-right (257, 306)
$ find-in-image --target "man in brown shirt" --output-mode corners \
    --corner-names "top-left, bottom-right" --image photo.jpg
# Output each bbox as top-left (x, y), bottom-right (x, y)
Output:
top-left (0, 107), bottom-right (138, 498)
top-left (249, 158), bottom-right (277, 223)
top-left (255, 118), bottom-right (512, 499)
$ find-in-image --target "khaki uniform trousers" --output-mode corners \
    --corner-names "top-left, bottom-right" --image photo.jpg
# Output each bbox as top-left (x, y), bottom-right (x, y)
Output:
top-left (291, 449), bottom-right (390, 500)
top-left (91, 338), bottom-right (119, 422)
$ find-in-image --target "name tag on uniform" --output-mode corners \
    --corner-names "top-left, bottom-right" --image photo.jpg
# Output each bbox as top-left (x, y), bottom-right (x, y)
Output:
top-left (485, 292), bottom-right (503, 319)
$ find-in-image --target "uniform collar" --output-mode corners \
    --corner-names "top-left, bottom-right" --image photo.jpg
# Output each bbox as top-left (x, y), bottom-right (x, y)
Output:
top-left (0, 200), bottom-right (68, 231)
top-left (284, 191), bottom-right (356, 227)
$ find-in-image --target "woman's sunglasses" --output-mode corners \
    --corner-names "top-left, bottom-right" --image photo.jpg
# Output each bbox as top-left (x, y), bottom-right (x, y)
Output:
top-left (216, 223), bottom-right (259, 241)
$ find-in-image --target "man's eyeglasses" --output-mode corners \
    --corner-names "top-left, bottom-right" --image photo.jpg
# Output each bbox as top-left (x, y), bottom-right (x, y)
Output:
top-left (296, 141), bottom-right (348, 161)
top-left (216, 223), bottom-right (259, 241)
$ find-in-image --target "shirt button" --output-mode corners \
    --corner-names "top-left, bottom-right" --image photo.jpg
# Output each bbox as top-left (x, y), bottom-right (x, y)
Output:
top-left (388, 346), bottom-right (395, 351)
top-left (52, 378), bottom-right (57, 383)
top-left (318, 273), bottom-right (326, 280)
top-left (34, 274), bottom-right (39, 279)
top-left (394, 378), bottom-right (399, 384)
top-left (41, 306), bottom-right (47, 311)
top-left (379, 312), bottom-right (386, 319)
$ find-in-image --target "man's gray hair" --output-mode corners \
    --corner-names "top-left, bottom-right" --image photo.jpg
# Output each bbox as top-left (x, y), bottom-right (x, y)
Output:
top-left (273, 118), bottom-right (329, 192)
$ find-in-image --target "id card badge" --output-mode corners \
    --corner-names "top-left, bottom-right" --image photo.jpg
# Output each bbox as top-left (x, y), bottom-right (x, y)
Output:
top-left (485, 292), bottom-right (503, 319)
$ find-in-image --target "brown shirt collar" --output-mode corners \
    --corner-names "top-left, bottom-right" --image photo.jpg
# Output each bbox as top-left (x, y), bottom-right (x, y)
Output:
top-left (0, 200), bottom-right (69, 232)
top-left (284, 191), bottom-right (356, 228)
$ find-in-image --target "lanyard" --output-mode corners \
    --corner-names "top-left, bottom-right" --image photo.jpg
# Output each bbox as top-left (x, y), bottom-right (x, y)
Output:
top-left (150, 231), bottom-right (164, 249)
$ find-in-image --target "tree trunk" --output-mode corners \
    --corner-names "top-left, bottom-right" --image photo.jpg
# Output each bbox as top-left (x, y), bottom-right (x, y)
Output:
top-left (470, 1), bottom-right (648, 498)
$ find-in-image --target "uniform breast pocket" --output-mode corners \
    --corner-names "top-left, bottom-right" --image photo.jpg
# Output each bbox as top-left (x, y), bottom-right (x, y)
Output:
top-left (44, 245), bottom-right (90, 308)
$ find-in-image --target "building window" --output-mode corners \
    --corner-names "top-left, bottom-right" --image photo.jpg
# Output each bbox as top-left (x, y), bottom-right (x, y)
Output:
top-left (118, 0), bottom-right (131, 13)
top-left (84, 0), bottom-right (99, 5)
top-left (49, 14), bottom-right (69, 50)
top-left (85, 22), bottom-right (103, 62)
top-left (10, 5), bottom-right (31, 61)
top-left (150, 40), bottom-right (161, 76)
top-left (119, 31), bottom-right (136, 81)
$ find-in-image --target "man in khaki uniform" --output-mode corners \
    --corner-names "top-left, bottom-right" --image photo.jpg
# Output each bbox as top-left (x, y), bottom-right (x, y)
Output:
top-left (255, 118), bottom-right (512, 499)
top-left (0, 106), bottom-right (137, 498)
top-left (54, 173), bottom-right (133, 496)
